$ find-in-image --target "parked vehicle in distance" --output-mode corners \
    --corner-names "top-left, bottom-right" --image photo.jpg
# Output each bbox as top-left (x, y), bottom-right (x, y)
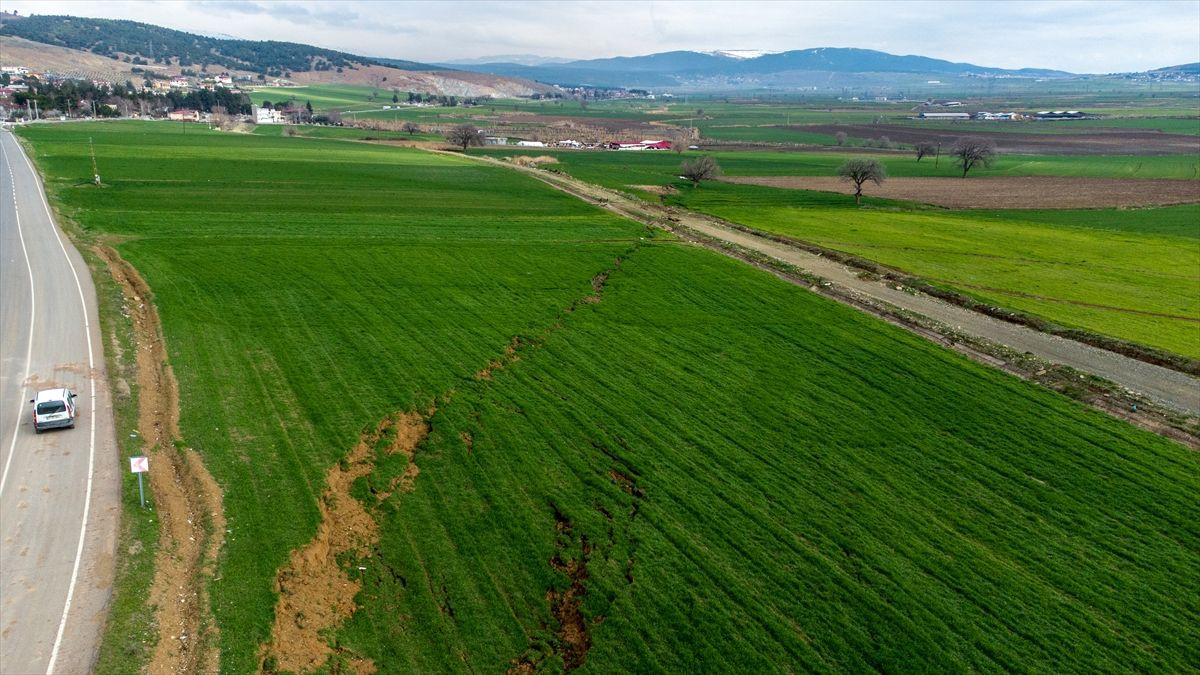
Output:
top-left (30, 388), bottom-right (78, 433)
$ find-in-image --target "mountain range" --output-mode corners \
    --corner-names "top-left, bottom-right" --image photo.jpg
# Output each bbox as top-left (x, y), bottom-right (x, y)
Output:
top-left (445, 48), bottom-right (1075, 89)
top-left (0, 13), bottom-right (1191, 95)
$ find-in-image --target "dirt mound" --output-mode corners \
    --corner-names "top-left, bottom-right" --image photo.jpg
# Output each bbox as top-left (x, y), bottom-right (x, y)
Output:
top-left (264, 411), bottom-right (428, 674)
top-left (95, 245), bottom-right (226, 675)
top-left (720, 175), bottom-right (1200, 209)
top-left (629, 184), bottom-right (679, 196)
top-left (507, 155), bottom-right (560, 167)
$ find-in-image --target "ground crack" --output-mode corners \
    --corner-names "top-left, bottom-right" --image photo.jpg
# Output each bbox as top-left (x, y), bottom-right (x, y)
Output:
top-left (262, 411), bottom-right (429, 674)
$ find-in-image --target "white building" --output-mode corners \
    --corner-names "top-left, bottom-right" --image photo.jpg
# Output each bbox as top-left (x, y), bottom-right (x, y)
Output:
top-left (516, 140), bottom-right (546, 147)
top-left (254, 107), bottom-right (285, 124)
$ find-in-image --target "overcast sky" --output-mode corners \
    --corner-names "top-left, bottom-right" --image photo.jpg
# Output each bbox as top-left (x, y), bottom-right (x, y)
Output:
top-left (5, 0), bottom-right (1199, 73)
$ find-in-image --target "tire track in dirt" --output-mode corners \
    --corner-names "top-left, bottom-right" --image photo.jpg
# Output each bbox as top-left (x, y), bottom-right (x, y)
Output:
top-left (95, 245), bottom-right (226, 675)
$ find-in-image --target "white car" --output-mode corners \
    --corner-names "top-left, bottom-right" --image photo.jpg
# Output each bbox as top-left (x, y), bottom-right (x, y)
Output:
top-left (30, 388), bottom-right (78, 433)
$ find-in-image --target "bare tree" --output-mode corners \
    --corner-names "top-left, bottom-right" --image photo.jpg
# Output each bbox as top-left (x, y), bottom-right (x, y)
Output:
top-left (834, 131), bottom-right (847, 146)
top-left (679, 156), bottom-right (721, 186)
top-left (671, 133), bottom-right (688, 154)
top-left (950, 137), bottom-right (997, 177)
top-left (914, 141), bottom-right (937, 162)
top-left (402, 121), bottom-right (420, 136)
top-left (837, 158), bottom-right (887, 205)
top-left (210, 105), bottom-right (228, 129)
top-left (445, 123), bottom-right (482, 151)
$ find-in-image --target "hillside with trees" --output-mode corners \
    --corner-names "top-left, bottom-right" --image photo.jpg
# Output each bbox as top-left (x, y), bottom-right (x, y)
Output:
top-left (0, 14), bottom-right (440, 76)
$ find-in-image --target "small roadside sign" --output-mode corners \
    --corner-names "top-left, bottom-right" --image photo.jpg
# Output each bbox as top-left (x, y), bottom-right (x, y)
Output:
top-left (130, 456), bottom-right (149, 507)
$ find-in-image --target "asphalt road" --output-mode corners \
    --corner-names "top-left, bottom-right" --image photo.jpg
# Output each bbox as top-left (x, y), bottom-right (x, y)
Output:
top-left (0, 129), bottom-right (119, 674)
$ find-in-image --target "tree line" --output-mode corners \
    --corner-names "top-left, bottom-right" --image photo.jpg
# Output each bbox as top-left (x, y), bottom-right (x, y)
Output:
top-left (7, 76), bottom-right (252, 118)
top-left (0, 14), bottom-right (373, 75)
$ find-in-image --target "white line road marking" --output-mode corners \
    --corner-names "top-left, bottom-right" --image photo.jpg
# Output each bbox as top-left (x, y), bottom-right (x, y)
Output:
top-left (0, 154), bottom-right (36, 499)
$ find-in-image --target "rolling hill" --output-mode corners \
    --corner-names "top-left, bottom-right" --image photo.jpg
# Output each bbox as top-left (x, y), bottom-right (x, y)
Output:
top-left (0, 13), bottom-right (553, 97)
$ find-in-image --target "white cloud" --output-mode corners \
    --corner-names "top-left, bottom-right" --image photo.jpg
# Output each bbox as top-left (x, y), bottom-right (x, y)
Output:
top-left (3, 0), bottom-right (1197, 72)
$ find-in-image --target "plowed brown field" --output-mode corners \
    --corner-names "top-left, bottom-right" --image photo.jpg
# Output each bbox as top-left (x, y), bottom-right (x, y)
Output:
top-left (720, 175), bottom-right (1200, 208)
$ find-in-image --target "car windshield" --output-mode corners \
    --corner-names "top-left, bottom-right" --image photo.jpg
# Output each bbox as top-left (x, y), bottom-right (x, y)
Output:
top-left (37, 401), bottom-right (66, 415)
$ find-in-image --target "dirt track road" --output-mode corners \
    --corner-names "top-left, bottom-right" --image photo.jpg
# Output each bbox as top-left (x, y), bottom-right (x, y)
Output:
top-left (0, 129), bottom-right (119, 674)
top-left (465, 153), bottom-right (1200, 416)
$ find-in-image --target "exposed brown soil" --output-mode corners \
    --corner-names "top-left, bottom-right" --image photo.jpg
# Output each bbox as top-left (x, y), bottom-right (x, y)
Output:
top-left (478, 113), bottom-right (683, 144)
top-left (476, 336), bottom-right (523, 380)
top-left (272, 65), bottom-right (552, 98)
top-left (95, 244), bottom-right (226, 675)
top-left (796, 123), bottom-right (1200, 155)
top-left (547, 515), bottom-right (592, 672)
top-left (491, 113), bottom-right (658, 133)
top-left (629, 184), bottom-right (680, 196)
top-left (263, 411), bottom-right (428, 674)
top-left (506, 155), bottom-right (560, 167)
top-left (720, 175), bottom-right (1200, 209)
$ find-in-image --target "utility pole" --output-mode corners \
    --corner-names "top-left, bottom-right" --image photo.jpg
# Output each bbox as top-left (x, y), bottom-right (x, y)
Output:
top-left (89, 137), bottom-right (101, 185)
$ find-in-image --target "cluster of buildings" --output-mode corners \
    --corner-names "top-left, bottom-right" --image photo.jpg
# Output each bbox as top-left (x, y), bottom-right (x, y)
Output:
top-left (916, 109), bottom-right (1092, 121)
top-left (148, 71), bottom-right (239, 93)
top-left (917, 111), bottom-right (1020, 121)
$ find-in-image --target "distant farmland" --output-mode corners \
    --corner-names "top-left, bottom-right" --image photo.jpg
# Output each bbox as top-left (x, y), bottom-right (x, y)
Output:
top-left (20, 122), bottom-right (1199, 674)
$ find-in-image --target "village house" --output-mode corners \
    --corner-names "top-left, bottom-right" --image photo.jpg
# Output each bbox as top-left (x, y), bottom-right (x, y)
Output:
top-left (254, 106), bottom-right (285, 124)
top-left (168, 108), bottom-right (200, 122)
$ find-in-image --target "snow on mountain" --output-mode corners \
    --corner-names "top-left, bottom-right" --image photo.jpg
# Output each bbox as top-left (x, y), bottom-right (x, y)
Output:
top-left (708, 49), bottom-right (776, 60)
